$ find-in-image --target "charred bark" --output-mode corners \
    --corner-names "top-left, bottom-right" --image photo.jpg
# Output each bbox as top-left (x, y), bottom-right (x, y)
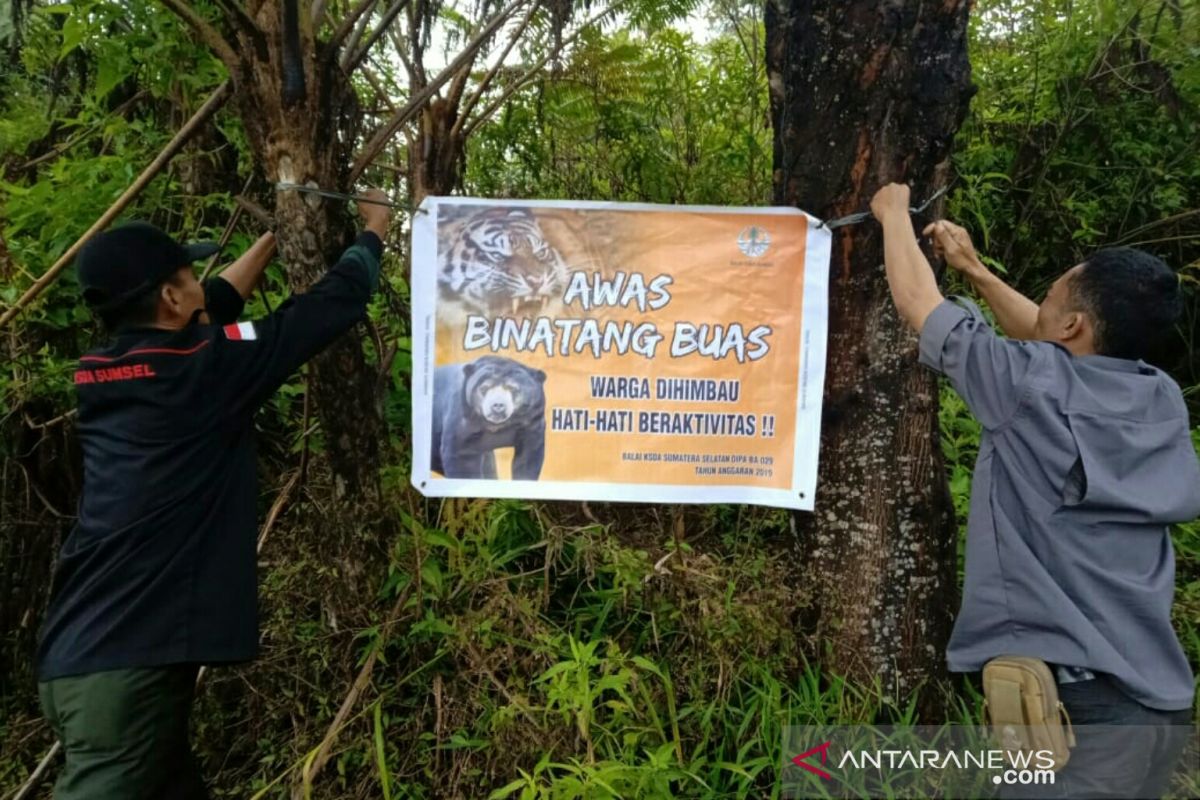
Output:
top-left (766, 0), bottom-right (974, 705)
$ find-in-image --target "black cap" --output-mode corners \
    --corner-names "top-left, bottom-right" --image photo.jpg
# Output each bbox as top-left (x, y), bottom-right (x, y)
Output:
top-left (75, 222), bottom-right (220, 312)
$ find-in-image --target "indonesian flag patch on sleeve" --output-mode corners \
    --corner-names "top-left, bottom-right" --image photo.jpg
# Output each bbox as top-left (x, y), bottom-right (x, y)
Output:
top-left (222, 321), bottom-right (257, 341)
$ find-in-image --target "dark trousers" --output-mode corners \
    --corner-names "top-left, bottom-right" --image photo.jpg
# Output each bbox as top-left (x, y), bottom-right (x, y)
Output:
top-left (38, 664), bottom-right (208, 800)
top-left (1003, 673), bottom-right (1193, 799)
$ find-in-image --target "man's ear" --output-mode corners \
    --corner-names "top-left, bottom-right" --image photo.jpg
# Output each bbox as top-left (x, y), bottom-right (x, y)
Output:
top-left (1061, 310), bottom-right (1087, 342)
top-left (158, 271), bottom-right (194, 323)
top-left (159, 281), bottom-right (180, 315)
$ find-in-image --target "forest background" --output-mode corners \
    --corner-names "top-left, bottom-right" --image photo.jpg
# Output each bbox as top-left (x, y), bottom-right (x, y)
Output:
top-left (1, 0), bottom-right (1198, 797)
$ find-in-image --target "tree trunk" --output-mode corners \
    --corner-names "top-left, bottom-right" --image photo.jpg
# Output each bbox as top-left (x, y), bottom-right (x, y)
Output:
top-left (765, 0), bottom-right (973, 703)
top-left (409, 83), bottom-right (470, 201)
top-left (228, 5), bottom-right (384, 501)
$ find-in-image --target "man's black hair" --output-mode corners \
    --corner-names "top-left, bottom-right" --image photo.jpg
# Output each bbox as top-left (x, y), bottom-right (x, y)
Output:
top-left (1069, 247), bottom-right (1182, 361)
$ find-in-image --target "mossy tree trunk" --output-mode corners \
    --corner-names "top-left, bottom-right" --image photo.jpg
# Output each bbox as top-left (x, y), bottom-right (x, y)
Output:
top-left (766, 0), bottom-right (974, 702)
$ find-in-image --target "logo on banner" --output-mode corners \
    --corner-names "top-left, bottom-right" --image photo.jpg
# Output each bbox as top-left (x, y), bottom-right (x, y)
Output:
top-left (737, 225), bottom-right (771, 257)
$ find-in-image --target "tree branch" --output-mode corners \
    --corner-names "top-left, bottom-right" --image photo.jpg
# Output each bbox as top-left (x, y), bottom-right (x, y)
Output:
top-left (329, 0), bottom-right (378, 52)
top-left (339, 0), bottom-right (381, 69)
top-left (10, 742), bottom-right (60, 800)
top-left (160, 0), bottom-right (240, 71)
top-left (406, 0), bottom-right (428, 86)
top-left (198, 174), bottom-right (253, 282)
top-left (454, 1), bottom-right (538, 137)
top-left (213, 0), bottom-right (262, 38)
top-left (360, 65), bottom-right (398, 112)
top-left (345, 0), bottom-right (411, 73)
top-left (387, 23), bottom-right (419, 86)
top-left (445, 59), bottom-right (474, 113)
top-left (462, 5), bottom-right (616, 140)
top-left (366, 52), bottom-right (409, 99)
top-left (461, 71), bottom-right (535, 140)
top-left (311, 0), bottom-right (329, 29)
top-left (235, 195), bottom-right (275, 228)
top-left (350, 0), bottom-right (528, 182)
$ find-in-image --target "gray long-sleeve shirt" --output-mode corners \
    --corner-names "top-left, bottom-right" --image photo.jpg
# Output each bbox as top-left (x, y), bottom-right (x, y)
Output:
top-left (919, 297), bottom-right (1200, 710)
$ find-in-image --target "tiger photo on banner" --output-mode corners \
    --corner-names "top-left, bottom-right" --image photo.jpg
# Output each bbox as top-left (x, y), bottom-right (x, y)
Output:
top-left (411, 197), bottom-right (831, 510)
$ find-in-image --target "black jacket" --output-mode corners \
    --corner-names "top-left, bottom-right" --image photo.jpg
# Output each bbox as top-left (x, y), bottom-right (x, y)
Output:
top-left (37, 232), bottom-right (382, 680)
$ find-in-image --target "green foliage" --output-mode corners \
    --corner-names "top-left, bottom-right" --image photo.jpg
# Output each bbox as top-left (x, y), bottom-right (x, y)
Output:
top-left (200, 494), bottom-right (964, 798)
top-left (466, 20), bottom-right (770, 206)
top-left (954, 0), bottom-right (1200, 383)
top-left (938, 388), bottom-right (980, 584)
top-left (0, 0), bottom-right (235, 422)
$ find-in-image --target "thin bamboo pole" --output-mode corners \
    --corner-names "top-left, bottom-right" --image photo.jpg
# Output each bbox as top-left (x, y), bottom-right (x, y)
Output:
top-left (8, 742), bottom-right (59, 800)
top-left (0, 80), bottom-right (232, 331)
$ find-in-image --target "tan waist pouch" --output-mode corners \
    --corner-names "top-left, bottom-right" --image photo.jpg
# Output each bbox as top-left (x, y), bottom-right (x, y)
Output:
top-left (981, 656), bottom-right (1076, 771)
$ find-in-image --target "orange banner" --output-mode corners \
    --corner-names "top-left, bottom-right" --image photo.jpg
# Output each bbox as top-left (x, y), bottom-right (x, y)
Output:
top-left (412, 198), bottom-right (830, 510)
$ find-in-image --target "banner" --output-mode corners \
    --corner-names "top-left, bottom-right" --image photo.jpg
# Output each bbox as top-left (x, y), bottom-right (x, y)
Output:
top-left (410, 197), bottom-right (830, 510)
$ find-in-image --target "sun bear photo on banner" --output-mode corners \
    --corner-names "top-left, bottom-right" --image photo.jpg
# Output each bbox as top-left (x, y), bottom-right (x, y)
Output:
top-left (431, 355), bottom-right (548, 481)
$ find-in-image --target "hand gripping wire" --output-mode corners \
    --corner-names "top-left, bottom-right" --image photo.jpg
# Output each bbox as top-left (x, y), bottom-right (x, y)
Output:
top-left (817, 185), bottom-right (948, 230)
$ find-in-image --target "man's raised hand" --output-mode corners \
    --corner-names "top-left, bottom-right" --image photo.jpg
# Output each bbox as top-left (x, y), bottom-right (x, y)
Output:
top-left (923, 220), bottom-right (985, 278)
top-left (357, 188), bottom-right (391, 241)
top-left (870, 182), bottom-right (911, 223)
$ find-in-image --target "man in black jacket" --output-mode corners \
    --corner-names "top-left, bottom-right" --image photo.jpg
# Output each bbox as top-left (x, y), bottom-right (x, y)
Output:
top-left (36, 190), bottom-right (390, 799)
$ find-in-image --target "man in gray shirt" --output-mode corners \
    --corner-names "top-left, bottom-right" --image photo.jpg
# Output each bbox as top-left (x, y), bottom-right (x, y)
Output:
top-left (871, 183), bottom-right (1199, 798)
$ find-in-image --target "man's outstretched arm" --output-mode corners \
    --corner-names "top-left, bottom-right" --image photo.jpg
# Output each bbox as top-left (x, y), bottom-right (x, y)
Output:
top-left (212, 189), bottom-right (392, 415)
top-left (202, 232), bottom-right (278, 325)
top-left (923, 219), bottom-right (1039, 340)
top-left (872, 184), bottom-right (1043, 429)
top-left (870, 183), bottom-right (944, 332)
top-left (216, 232), bottom-right (277, 299)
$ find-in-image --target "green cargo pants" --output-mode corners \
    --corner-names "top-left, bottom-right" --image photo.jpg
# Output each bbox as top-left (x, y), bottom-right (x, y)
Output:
top-left (37, 664), bottom-right (208, 800)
